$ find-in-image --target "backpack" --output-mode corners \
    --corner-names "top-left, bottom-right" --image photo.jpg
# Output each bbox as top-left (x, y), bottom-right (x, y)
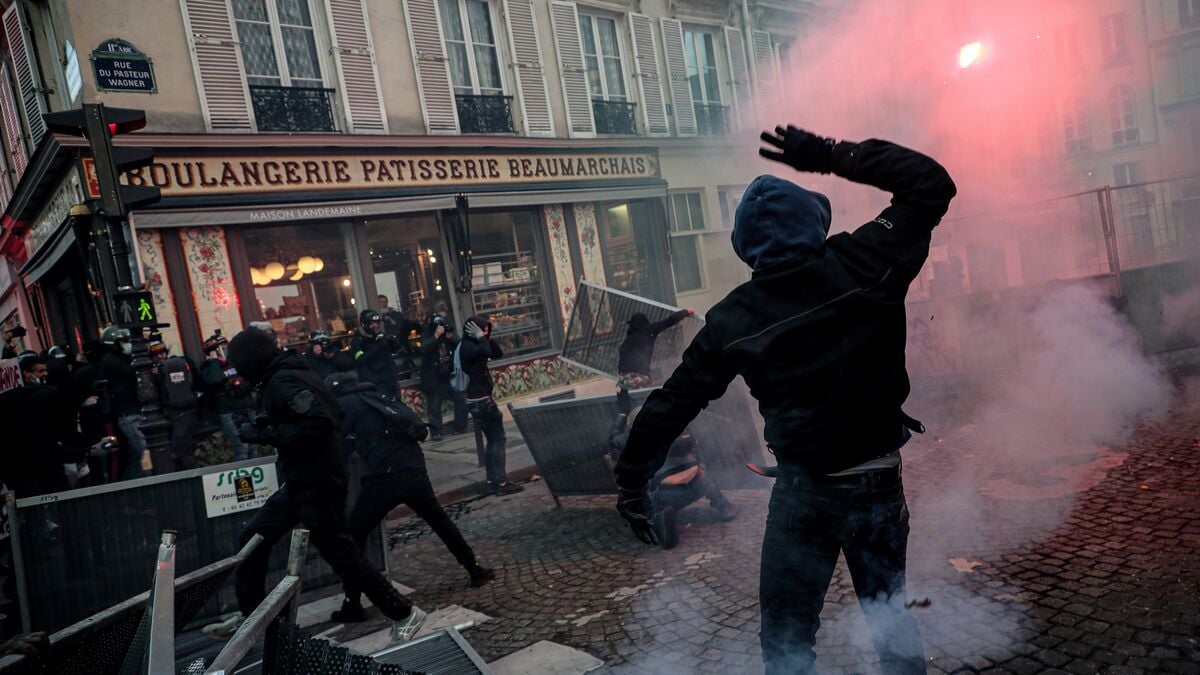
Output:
top-left (450, 343), bottom-right (468, 393)
top-left (359, 390), bottom-right (428, 442)
top-left (160, 356), bottom-right (197, 410)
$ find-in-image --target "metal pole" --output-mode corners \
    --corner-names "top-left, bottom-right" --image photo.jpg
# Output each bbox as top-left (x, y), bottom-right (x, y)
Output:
top-left (5, 493), bottom-right (32, 633)
top-left (146, 530), bottom-right (177, 675)
top-left (283, 529), bottom-right (309, 626)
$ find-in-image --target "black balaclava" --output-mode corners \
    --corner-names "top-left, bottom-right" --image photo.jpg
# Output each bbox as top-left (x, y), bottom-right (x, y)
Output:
top-left (228, 327), bottom-right (282, 386)
top-left (627, 313), bottom-right (650, 333)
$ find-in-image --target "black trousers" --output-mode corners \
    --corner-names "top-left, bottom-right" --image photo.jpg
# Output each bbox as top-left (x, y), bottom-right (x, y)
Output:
top-left (422, 388), bottom-right (447, 435)
top-left (234, 484), bottom-right (413, 620)
top-left (759, 465), bottom-right (925, 675)
top-left (343, 467), bottom-right (477, 604)
top-left (155, 408), bottom-right (198, 475)
top-left (467, 398), bottom-right (506, 485)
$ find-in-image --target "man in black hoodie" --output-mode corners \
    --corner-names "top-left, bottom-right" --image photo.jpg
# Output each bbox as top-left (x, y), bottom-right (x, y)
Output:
top-left (326, 371), bottom-right (493, 622)
top-left (616, 308), bottom-right (692, 411)
top-left (614, 127), bottom-right (956, 675)
top-left (207, 328), bottom-right (425, 642)
top-left (459, 315), bottom-right (522, 496)
top-left (351, 311), bottom-right (402, 397)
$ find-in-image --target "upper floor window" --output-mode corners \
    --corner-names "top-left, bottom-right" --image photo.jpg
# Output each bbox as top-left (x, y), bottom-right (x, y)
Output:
top-left (233, 0), bottom-right (334, 132)
top-left (1183, 45), bottom-right (1200, 98)
top-left (1053, 24), bottom-right (1083, 72)
top-left (717, 186), bottom-right (745, 229)
top-left (579, 14), bottom-right (626, 101)
top-left (1108, 85), bottom-right (1139, 146)
top-left (1062, 97), bottom-right (1091, 155)
top-left (1181, 0), bottom-right (1200, 28)
top-left (1099, 12), bottom-right (1130, 66)
top-left (683, 28), bottom-right (728, 136)
top-left (438, 0), bottom-right (514, 133)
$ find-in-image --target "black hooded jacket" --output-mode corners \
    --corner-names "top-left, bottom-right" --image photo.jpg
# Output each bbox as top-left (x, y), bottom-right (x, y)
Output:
top-left (617, 310), bottom-right (690, 375)
top-left (351, 330), bottom-right (399, 394)
top-left (458, 315), bottom-right (503, 399)
top-left (304, 348), bottom-right (355, 383)
top-left (0, 382), bottom-right (92, 497)
top-left (230, 336), bottom-right (348, 493)
top-left (615, 140), bottom-right (956, 488)
top-left (334, 381), bottom-right (426, 475)
top-left (99, 348), bottom-right (139, 415)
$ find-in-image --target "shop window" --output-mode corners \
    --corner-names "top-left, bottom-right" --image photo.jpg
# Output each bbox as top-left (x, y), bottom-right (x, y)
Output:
top-left (597, 200), bottom-right (671, 303)
top-left (365, 214), bottom-right (455, 379)
top-left (470, 210), bottom-right (553, 357)
top-left (243, 222), bottom-right (356, 351)
top-left (667, 192), bottom-right (705, 293)
top-left (232, 0), bottom-right (335, 132)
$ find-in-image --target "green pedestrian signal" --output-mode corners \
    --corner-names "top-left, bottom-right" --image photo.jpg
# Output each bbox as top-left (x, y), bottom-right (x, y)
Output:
top-left (112, 290), bottom-right (160, 329)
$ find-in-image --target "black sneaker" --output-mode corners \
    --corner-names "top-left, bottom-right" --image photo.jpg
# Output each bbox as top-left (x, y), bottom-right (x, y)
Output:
top-left (469, 566), bottom-right (496, 588)
top-left (331, 599), bottom-right (368, 623)
top-left (654, 507), bottom-right (678, 549)
top-left (496, 481), bottom-right (524, 495)
top-left (430, 434), bottom-right (444, 442)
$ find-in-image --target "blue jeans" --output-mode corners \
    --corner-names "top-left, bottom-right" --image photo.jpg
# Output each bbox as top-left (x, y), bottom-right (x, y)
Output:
top-left (760, 464), bottom-right (925, 675)
top-left (219, 412), bottom-right (251, 462)
top-left (117, 414), bottom-right (147, 479)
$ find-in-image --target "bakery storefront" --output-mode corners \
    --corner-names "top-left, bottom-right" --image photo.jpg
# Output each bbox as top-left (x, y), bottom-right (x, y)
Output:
top-left (82, 141), bottom-right (674, 405)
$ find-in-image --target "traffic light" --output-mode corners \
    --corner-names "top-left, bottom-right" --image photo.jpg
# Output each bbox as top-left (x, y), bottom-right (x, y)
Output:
top-left (43, 104), bottom-right (160, 217)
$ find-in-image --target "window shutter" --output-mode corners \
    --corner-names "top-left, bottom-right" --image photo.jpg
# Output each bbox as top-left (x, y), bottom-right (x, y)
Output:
top-left (723, 26), bottom-right (752, 126)
top-left (549, 1), bottom-right (595, 138)
top-left (659, 18), bottom-right (696, 137)
top-left (0, 64), bottom-right (28, 183)
top-left (179, 0), bottom-right (255, 132)
top-left (0, 145), bottom-right (10, 213)
top-left (2, 4), bottom-right (46, 147)
top-left (502, 0), bottom-right (554, 137)
top-left (326, 0), bottom-right (388, 133)
top-left (628, 13), bottom-right (668, 136)
top-left (403, 0), bottom-right (459, 134)
top-left (751, 30), bottom-right (778, 105)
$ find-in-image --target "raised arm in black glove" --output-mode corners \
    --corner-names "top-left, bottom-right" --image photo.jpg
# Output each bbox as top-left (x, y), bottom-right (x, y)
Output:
top-left (758, 126), bottom-right (838, 174)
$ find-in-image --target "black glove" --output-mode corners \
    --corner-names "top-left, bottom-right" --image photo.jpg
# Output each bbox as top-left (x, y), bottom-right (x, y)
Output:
top-left (616, 487), bottom-right (658, 545)
top-left (759, 125), bottom-right (837, 174)
top-left (238, 422), bottom-right (272, 444)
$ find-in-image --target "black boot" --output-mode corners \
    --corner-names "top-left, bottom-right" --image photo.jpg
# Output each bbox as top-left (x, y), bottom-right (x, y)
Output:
top-left (654, 507), bottom-right (678, 549)
top-left (331, 597), bottom-right (369, 623)
top-left (469, 565), bottom-right (496, 588)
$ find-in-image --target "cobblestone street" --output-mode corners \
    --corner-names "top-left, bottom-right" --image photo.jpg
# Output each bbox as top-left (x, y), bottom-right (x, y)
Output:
top-left (344, 379), bottom-right (1200, 674)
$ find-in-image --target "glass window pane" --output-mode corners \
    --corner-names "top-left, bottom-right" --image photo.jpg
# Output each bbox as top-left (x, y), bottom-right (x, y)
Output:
top-left (473, 45), bottom-right (503, 91)
top-left (446, 42), bottom-right (472, 90)
top-left (237, 21), bottom-right (281, 80)
top-left (244, 223), bottom-right (357, 351)
top-left (670, 235), bottom-right (703, 292)
top-left (585, 55), bottom-right (603, 97)
top-left (232, 0), bottom-right (269, 21)
top-left (603, 56), bottom-right (625, 97)
top-left (687, 193), bottom-right (704, 230)
top-left (438, 0), bottom-right (465, 41)
top-left (466, 0), bottom-right (495, 45)
top-left (469, 210), bottom-right (552, 357)
top-left (670, 194), bottom-right (688, 231)
top-left (597, 18), bottom-right (620, 57)
top-left (281, 27), bottom-right (321, 83)
top-left (276, 0), bottom-right (312, 26)
top-left (704, 64), bottom-right (721, 103)
top-left (601, 201), bottom-right (669, 302)
top-left (365, 215), bottom-right (455, 380)
top-left (579, 15), bottom-right (597, 56)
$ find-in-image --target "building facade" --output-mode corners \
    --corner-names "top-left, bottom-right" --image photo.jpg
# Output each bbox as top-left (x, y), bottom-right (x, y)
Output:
top-left (0, 0), bottom-right (820, 398)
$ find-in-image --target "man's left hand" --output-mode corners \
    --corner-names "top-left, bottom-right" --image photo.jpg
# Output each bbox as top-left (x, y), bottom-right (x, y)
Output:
top-left (617, 487), bottom-right (658, 545)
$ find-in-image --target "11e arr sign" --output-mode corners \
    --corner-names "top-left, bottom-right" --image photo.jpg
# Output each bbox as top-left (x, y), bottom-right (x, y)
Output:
top-left (91, 39), bottom-right (156, 93)
top-left (201, 463), bottom-right (279, 518)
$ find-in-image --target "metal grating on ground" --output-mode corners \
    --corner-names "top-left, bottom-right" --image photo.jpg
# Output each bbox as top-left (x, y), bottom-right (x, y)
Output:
top-left (373, 628), bottom-right (492, 674)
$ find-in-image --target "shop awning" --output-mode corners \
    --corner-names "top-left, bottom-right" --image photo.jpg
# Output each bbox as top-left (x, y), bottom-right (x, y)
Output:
top-left (129, 183), bottom-right (668, 229)
top-left (19, 217), bottom-right (74, 283)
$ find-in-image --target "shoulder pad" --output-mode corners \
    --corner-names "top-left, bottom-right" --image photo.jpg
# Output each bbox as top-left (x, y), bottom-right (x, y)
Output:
top-left (288, 389), bottom-right (316, 414)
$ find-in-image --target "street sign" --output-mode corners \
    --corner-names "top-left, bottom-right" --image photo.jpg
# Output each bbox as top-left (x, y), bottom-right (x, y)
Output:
top-left (112, 289), bottom-right (158, 328)
top-left (90, 39), bottom-right (156, 93)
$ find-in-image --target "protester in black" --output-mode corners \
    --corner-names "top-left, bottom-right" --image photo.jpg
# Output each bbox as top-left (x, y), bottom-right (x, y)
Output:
top-left (155, 344), bottom-right (201, 475)
top-left (304, 330), bottom-right (355, 382)
top-left (351, 311), bottom-right (402, 397)
top-left (459, 316), bottom-right (523, 496)
top-left (99, 326), bottom-right (149, 478)
top-left (418, 316), bottom-right (455, 441)
top-left (326, 371), bottom-right (493, 622)
top-left (206, 328), bottom-right (425, 642)
top-left (614, 128), bottom-right (956, 675)
top-left (615, 308), bottom-right (691, 411)
top-left (199, 331), bottom-right (254, 462)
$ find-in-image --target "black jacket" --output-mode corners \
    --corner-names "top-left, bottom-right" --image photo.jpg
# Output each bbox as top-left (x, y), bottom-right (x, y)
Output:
top-left (419, 333), bottom-right (456, 393)
top-left (335, 381), bottom-right (426, 475)
top-left (0, 384), bottom-right (91, 497)
top-left (617, 309), bottom-right (690, 375)
top-left (459, 322), bottom-right (503, 399)
top-left (615, 140), bottom-right (956, 488)
top-left (99, 349), bottom-right (139, 415)
top-left (257, 352), bottom-right (348, 494)
top-left (304, 349), bottom-right (355, 383)
top-left (351, 333), bottom-right (399, 394)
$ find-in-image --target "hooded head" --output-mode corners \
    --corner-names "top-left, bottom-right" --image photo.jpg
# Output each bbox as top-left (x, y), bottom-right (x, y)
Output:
top-left (464, 315), bottom-right (491, 339)
top-left (627, 313), bottom-right (649, 333)
top-left (732, 175), bottom-right (832, 271)
top-left (228, 327), bottom-right (281, 386)
top-left (359, 310), bottom-right (383, 337)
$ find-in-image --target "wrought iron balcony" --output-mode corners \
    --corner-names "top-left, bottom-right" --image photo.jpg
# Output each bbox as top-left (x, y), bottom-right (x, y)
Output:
top-left (456, 94), bottom-right (515, 134)
top-left (694, 102), bottom-right (730, 136)
top-left (249, 84), bottom-right (336, 132)
top-left (592, 99), bottom-right (638, 135)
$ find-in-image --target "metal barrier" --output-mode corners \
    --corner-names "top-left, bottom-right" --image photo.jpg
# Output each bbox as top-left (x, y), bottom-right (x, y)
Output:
top-left (509, 383), bottom-right (766, 507)
top-left (206, 529), bottom-right (309, 675)
top-left (9, 457), bottom-right (386, 634)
